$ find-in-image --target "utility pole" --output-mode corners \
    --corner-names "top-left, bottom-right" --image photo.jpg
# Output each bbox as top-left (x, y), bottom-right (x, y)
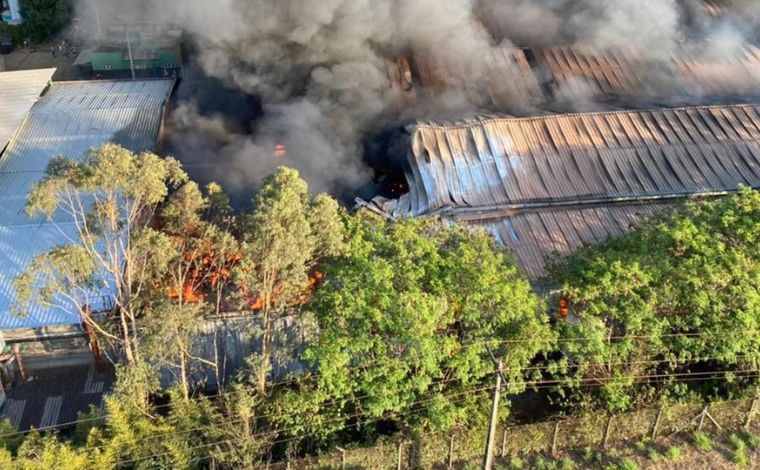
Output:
top-left (93, 0), bottom-right (102, 38)
top-left (483, 360), bottom-right (502, 470)
top-left (126, 28), bottom-right (136, 80)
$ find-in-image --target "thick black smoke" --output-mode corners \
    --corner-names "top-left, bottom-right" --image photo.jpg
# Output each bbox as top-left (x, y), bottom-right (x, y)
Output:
top-left (72, 0), bottom-right (759, 203)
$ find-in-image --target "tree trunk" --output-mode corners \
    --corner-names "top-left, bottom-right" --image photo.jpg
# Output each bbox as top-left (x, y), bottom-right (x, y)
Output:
top-left (119, 310), bottom-right (135, 364)
top-left (179, 333), bottom-right (189, 402)
top-left (258, 306), bottom-right (270, 393)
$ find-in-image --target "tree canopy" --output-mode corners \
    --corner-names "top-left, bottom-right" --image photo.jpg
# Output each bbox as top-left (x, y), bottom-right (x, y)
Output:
top-left (270, 214), bottom-right (554, 440)
top-left (549, 188), bottom-right (760, 411)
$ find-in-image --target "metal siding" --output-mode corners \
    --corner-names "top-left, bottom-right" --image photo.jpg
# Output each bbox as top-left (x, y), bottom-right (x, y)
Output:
top-left (0, 79), bottom-right (174, 330)
top-left (0, 69), bottom-right (55, 154)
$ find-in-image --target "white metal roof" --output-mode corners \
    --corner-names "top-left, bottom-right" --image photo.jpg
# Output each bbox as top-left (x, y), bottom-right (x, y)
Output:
top-left (0, 79), bottom-right (174, 330)
top-left (0, 68), bottom-right (54, 151)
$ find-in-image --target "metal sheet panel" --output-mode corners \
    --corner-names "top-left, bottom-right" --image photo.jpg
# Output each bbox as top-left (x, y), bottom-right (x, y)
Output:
top-left (0, 79), bottom-right (174, 330)
top-left (481, 203), bottom-right (672, 280)
top-left (0, 68), bottom-right (54, 154)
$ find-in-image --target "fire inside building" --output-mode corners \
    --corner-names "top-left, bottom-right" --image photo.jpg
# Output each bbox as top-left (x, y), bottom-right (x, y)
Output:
top-left (368, 41), bottom-right (760, 284)
top-left (1, 0), bottom-right (760, 432)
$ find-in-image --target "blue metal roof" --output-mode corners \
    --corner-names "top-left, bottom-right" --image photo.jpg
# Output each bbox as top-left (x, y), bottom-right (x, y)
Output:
top-left (0, 79), bottom-right (174, 330)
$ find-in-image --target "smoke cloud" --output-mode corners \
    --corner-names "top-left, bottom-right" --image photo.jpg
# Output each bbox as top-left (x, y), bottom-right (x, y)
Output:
top-left (72, 0), bottom-right (760, 203)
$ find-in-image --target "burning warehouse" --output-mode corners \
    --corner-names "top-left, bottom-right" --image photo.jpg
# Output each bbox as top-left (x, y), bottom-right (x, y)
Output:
top-left (387, 43), bottom-right (760, 113)
top-left (364, 103), bottom-right (760, 280)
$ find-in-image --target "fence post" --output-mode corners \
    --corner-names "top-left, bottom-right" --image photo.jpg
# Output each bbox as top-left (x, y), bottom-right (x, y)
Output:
top-left (651, 406), bottom-right (664, 440)
top-left (448, 436), bottom-right (455, 469)
top-left (336, 447), bottom-right (346, 470)
top-left (602, 415), bottom-right (614, 448)
top-left (745, 398), bottom-right (758, 430)
top-left (397, 442), bottom-right (404, 470)
top-left (551, 421), bottom-right (560, 456)
top-left (483, 360), bottom-right (503, 470)
top-left (501, 428), bottom-right (508, 457)
top-left (698, 405), bottom-right (708, 432)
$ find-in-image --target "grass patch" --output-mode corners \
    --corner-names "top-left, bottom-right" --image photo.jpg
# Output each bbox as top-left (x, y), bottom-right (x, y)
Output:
top-left (614, 457), bottom-right (639, 470)
top-left (559, 457), bottom-right (576, 470)
top-left (692, 431), bottom-right (712, 451)
top-left (644, 447), bottom-right (663, 462)
top-left (664, 445), bottom-right (683, 461)
top-left (534, 455), bottom-right (558, 470)
top-left (728, 434), bottom-right (748, 467)
top-left (745, 432), bottom-right (760, 450)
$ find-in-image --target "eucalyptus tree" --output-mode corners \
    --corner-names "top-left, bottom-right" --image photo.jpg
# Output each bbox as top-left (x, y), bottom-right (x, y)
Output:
top-left (235, 167), bottom-right (346, 393)
top-left (15, 144), bottom-right (188, 364)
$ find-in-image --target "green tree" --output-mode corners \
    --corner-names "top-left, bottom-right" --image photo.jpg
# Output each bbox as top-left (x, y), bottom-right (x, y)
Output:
top-left (235, 167), bottom-right (345, 393)
top-left (271, 214), bottom-right (553, 440)
top-left (21, 0), bottom-right (72, 43)
top-left (16, 144), bottom-right (188, 364)
top-left (550, 189), bottom-right (760, 411)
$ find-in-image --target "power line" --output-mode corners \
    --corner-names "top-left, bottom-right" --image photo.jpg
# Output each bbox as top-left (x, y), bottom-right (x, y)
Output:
top-left (75, 367), bottom-right (760, 459)
top-left (0, 344), bottom-right (753, 440)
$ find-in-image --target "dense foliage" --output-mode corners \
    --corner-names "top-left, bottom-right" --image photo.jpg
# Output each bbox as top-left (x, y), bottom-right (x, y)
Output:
top-left (21, 0), bottom-right (72, 43)
top-left (550, 189), bottom-right (760, 412)
top-left (270, 215), bottom-right (553, 441)
top-left (3, 144), bottom-right (760, 467)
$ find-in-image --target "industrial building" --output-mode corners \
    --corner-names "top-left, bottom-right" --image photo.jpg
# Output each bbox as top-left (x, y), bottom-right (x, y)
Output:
top-left (0, 72), bottom-right (174, 430)
top-left (366, 104), bottom-right (760, 280)
top-left (387, 44), bottom-right (760, 112)
top-left (74, 25), bottom-right (184, 79)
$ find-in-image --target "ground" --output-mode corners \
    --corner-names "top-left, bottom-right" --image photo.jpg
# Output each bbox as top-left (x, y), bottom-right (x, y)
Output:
top-left (1, 364), bottom-right (114, 432)
top-left (498, 428), bottom-right (760, 470)
top-left (0, 43), bottom-right (82, 80)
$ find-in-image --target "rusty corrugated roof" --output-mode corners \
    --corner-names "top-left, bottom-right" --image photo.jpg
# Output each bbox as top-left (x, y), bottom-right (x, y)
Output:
top-left (387, 47), bottom-right (545, 110)
top-left (534, 45), bottom-right (760, 102)
top-left (482, 203), bottom-right (671, 279)
top-left (370, 103), bottom-right (760, 279)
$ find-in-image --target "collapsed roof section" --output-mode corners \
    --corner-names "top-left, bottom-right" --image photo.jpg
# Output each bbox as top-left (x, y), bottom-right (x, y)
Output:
top-left (366, 103), bottom-right (760, 279)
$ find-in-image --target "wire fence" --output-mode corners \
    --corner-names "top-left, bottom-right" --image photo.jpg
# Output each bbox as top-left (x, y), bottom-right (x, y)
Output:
top-left (258, 396), bottom-right (759, 469)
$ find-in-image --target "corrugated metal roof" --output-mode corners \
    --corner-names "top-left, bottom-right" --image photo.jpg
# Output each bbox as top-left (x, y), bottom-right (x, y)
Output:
top-left (370, 103), bottom-right (760, 279)
top-left (0, 79), bottom-right (174, 330)
top-left (388, 104), bottom-right (760, 217)
top-left (387, 47), bottom-right (545, 110)
top-left (0, 68), bottom-right (54, 151)
top-left (481, 203), bottom-right (671, 279)
top-left (533, 45), bottom-right (760, 102)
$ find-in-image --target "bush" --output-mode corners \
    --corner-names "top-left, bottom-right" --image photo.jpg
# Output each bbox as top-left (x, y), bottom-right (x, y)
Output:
top-left (644, 447), bottom-right (662, 462)
top-left (0, 23), bottom-right (24, 44)
top-left (507, 457), bottom-right (525, 469)
top-left (664, 445), bottom-right (683, 461)
top-left (692, 431), bottom-right (712, 451)
top-left (535, 455), bottom-right (558, 470)
top-left (559, 457), bottom-right (576, 470)
top-left (615, 457), bottom-right (639, 470)
top-left (745, 433), bottom-right (760, 450)
top-left (728, 434), bottom-right (748, 466)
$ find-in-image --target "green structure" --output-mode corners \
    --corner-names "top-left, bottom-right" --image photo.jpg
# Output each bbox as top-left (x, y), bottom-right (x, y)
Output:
top-left (75, 25), bottom-right (183, 79)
